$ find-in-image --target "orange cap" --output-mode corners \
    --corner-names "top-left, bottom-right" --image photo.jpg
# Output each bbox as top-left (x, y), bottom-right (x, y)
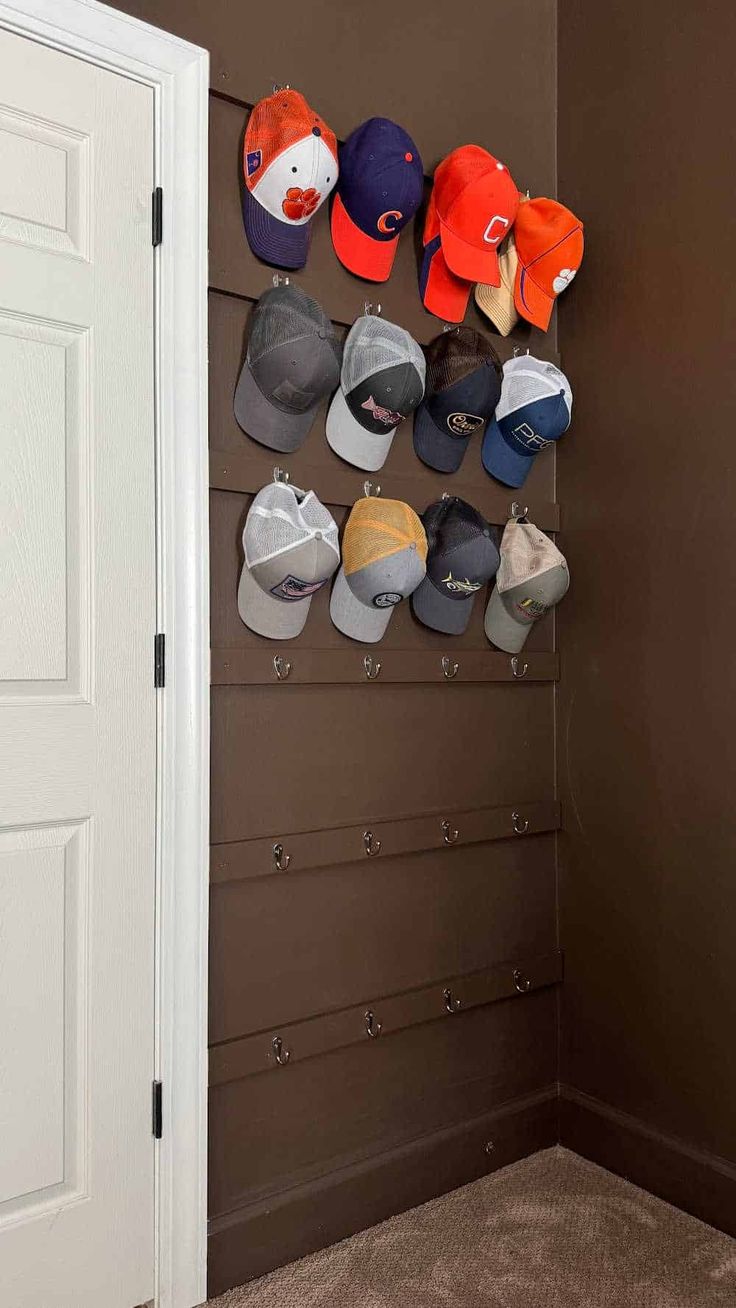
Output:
top-left (514, 197), bottom-right (584, 331)
top-left (430, 145), bottom-right (519, 286)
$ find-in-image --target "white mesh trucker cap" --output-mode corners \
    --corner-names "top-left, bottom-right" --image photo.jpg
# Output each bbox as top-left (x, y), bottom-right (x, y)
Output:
top-left (484, 518), bottom-right (569, 652)
top-left (238, 482), bottom-right (340, 639)
top-left (326, 314), bottom-right (426, 471)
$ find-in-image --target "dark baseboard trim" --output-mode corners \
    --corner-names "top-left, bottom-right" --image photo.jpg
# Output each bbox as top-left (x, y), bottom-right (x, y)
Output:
top-left (207, 1085), bottom-right (558, 1297)
top-left (560, 1084), bottom-right (736, 1237)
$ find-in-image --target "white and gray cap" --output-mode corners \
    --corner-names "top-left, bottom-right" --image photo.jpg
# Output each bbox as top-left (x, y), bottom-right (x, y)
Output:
top-left (238, 481), bottom-right (340, 639)
top-left (326, 314), bottom-right (426, 471)
top-left (234, 284), bottom-right (342, 453)
top-left (484, 518), bottom-right (569, 652)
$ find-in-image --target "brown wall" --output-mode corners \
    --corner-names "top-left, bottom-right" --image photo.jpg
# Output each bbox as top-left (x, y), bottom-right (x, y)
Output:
top-left (557, 0), bottom-right (736, 1215)
top-left (112, 0), bottom-right (562, 1294)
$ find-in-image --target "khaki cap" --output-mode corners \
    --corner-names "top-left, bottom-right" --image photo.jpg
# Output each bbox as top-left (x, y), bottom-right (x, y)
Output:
top-left (474, 231), bottom-right (519, 336)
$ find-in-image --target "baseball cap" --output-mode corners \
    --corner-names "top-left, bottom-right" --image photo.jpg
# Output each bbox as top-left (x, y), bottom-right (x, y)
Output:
top-left (485, 518), bottom-right (569, 652)
top-left (413, 328), bottom-right (502, 474)
top-left (411, 497), bottom-right (500, 635)
top-left (513, 198), bottom-right (584, 331)
top-left (419, 234), bottom-right (473, 323)
top-left (482, 356), bottom-right (572, 488)
top-left (242, 88), bottom-right (338, 270)
top-left (330, 497), bottom-right (427, 643)
top-left (234, 285), bottom-right (342, 452)
top-left (326, 315), bottom-right (426, 471)
top-left (331, 117), bottom-right (424, 282)
top-left (474, 230), bottom-right (520, 336)
top-left (433, 146), bottom-right (519, 284)
top-left (238, 481), bottom-right (340, 639)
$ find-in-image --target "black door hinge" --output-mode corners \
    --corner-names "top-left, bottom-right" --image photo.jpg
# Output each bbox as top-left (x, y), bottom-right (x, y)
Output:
top-left (152, 1080), bottom-right (163, 1139)
top-left (152, 187), bottom-right (163, 246)
top-left (154, 633), bottom-right (165, 688)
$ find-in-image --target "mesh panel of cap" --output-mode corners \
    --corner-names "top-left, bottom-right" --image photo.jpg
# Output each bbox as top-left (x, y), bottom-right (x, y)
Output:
top-left (497, 520), bottom-right (566, 591)
top-left (424, 327), bottom-right (502, 395)
top-left (497, 358), bottom-right (572, 421)
top-left (423, 497), bottom-right (490, 557)
top-left (341, 315), bottom-right (425, 392)
top-left (245, 483), bottom-right (338, 566)
top-left (248, 284), bottom-right (341, 370)
top-left (342, 496), bottom-right (427, 574)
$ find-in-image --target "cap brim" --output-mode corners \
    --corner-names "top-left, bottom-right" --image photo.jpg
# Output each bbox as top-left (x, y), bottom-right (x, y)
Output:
top-left (515, 265), bottom-right (554, 331)
top-left (242, 186), bottom-right (310, 271)
top-left (234, 359), bottom-right (316, 453)
top-left (326, 385), bottom-right (395, 471)
top-left (329, 566), bottom-right (394, 643)
top-left (412, 402), bottom-right (470, 474)
top-left (440, 218), bottom-right (501, 286)
top-left (481, 419), bottom-right (534, 488)
top-left (474, 282), bottom-right (519, 336)
top-left (411, 576), bottom-right (475, 635)
top-left (484, 584), bottom-right (532, 653)
top-left (237, 558), bottom-right (312, 639)
top-left (331, 192), bottom-right (397, 283)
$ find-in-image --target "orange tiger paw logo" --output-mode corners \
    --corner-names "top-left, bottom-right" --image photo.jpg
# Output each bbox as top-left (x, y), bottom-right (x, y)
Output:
top-left (282, 187), bottom-right (321, 220)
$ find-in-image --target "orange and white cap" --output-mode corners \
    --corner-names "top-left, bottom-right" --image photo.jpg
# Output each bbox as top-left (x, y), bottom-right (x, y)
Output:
top-left (242, 88), bottom-right (338, 270)
top-left (513, 197), bottom-right (584, 330)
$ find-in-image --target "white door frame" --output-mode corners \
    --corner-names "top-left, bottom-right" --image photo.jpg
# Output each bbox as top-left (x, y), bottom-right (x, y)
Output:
top-left (0, 3), bottom-right (209, 1306)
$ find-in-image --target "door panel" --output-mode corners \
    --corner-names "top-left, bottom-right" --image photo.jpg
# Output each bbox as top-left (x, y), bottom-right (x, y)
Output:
top-left (0, 27), bottom-right (156, 1308)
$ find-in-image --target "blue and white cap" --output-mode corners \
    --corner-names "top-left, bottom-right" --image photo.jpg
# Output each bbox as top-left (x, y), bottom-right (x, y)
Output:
top-left (481, 356), bottom-right (572, 488)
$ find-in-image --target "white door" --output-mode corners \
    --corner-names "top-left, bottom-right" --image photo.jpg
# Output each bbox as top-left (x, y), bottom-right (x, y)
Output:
top-left (0, 26), bottom-right (157, 1308)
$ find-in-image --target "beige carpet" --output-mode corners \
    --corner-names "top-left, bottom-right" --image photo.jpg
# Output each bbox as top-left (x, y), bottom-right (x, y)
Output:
top-left (206, 1146), bottom-right (736, 1307)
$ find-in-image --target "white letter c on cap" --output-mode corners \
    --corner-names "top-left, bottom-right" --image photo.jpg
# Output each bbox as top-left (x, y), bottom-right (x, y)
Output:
top-left (483, 215), bottom-right (509, 245)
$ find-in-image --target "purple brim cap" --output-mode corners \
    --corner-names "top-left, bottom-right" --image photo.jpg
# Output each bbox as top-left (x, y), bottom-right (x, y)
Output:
top-left (242, 187), bottom-right (310, 271)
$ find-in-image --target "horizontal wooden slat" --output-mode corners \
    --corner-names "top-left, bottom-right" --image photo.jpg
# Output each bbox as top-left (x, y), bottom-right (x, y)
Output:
top-left (209, 950), bottom-right (563, 1086)
top-left (209, 447), bottom-right (560, 533)
top-left (210, 800), bottom-right (560, 883)
top-left (210, 647), bottom-right (558, 686)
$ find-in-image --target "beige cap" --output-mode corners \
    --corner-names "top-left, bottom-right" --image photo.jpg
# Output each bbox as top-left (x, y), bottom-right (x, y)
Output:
top-left (474, 231), bottom-right (519, 337)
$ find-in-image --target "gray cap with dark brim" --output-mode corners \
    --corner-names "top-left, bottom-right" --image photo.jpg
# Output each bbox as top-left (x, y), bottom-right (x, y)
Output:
top-left (234, 359), bottom-right (317, 454)
top-left (411, 575), bottom-right (477, 634)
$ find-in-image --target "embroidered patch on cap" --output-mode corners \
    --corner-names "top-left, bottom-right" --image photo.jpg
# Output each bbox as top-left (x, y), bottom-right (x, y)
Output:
top-left (271, 575), bottom-right (327, 601)
top-left (246, 149), bottom-right (262, 176)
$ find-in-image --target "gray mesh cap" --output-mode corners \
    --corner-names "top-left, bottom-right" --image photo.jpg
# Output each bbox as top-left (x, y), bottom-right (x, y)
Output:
top-left (234, 285), bottom-right (342, 453)
top-left (330, 496), bottom-right (428, 643)
top-left (326, 314), bottom-right (426, 471)
top-left (484, 518), bottom-right (569, 653)
top-left (238, 481), bottom-right (340, 639)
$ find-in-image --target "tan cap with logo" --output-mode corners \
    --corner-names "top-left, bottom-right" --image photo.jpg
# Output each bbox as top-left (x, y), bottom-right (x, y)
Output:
top-left (474, 231), bottom-right (519, 337)
top-left (484, 518), bottom-right (569, 652)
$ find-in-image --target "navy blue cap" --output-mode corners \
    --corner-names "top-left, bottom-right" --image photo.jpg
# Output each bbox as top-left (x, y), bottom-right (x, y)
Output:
top-left (482, 356), bottom-right (572, 488)
top-left (331, 117), bottom-right (424, 282)
top-left (413, 328), bottom-right (502, 474)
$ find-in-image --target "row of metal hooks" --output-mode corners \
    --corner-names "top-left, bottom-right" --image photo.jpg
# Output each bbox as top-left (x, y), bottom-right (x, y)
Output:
top-left (271, 468), bottom-right (529, 524)
top-left (272, 653), bottom-right (529, 681)
top-left (270, 967), bottom-right (534, 1066)
top-left (271, 810), bottom-right (530, 872)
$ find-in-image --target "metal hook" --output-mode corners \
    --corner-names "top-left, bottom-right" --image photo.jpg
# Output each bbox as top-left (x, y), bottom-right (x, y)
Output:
top-left (363, 655), bottom-right (381, 681)
top-left (273, 465), bottom-right (290, 484)
top-left (365, 1008), bottom-right (382, 1038)
top-left (271, 81), bottom-right (291, 93)
top-left (363, 829), bottom-right (382, 857)
top-left (513, 968), bottom-right (532, 994)
top-left (510, 656), bottom-right (528, 679)
top-left (272, 1034), bottom-right (291, 1065)
top-left (442, 322), bottom-right (459, 333)
top-left (363, 479), bottom-right (382, 498)
top-left (441, 819), bottom-right (459, 845)
top-left (271, 272), bottom-right (290, 287)
top-left (273, 842), bottom-right (291, 872)
top-left (441, 656), bottom-right (459, 680)
top-left (510, 501), bottom-right (528, 519)
top-left (443, 987), bottom-right (462, 1013)
top-left (512, 811), bottom-right (529, 835)
top-left (512, 345), bottom-right (531, 358)
top-left (363, 300), bottom-right (382, 316)
top-left (441, 490), bottom-right (452, 500)
top-left (273, 655), bottom-right (291, 680)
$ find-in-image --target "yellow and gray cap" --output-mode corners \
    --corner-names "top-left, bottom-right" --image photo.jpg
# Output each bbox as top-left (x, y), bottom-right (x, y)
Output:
top-left (484, 518), bottom-right (569, 652)
top-left (330, 497), bottom-right (427, 642)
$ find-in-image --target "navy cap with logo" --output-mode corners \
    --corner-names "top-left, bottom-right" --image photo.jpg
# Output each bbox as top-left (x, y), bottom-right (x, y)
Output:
top-left (411, 496), bottom-right (500, 635)
top-left (331, 118), bottom-right (424, 283)
top-left (413, 327), bottom-right (503, 474)
top-left (482, 356), bottom-right (573, 488)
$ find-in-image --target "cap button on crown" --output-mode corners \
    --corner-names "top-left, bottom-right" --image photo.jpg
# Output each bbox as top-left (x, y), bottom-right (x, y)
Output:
top-left (405, 152), bottom-right (413, 162)
top-left (312, 125), bottom-right (322, 137)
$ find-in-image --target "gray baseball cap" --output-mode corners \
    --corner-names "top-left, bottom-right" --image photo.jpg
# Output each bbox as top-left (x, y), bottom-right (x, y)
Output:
top-left (238, 481), bottom-right (340, 639)
top-left (484, 518), bottom-right (569, 652)
top-left (234, 285), bottom-right (342, 453)
top-left (326, 314), bottom-right (426, 471)
top-left (411, 497), bottom-right (500, 635)
top-left (330, 496), bottom-right (428, 643)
